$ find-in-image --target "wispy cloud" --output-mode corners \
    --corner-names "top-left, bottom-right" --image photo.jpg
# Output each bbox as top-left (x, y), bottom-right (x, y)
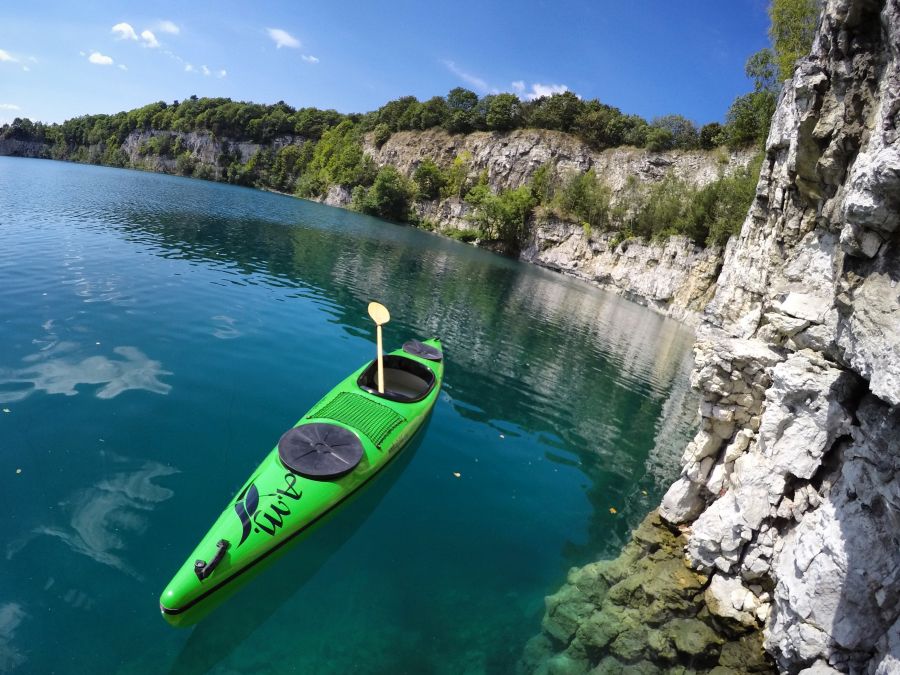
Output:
top-left (0, 103), bottom-right (21, 110)
top-left (216, 69), bottom-right (227, 78)
top-left (442, 60), bottom-right (491, 94)
top-left (201, 65), bottom-right (211, 76)
top-left (87, 51), bottom-right (114, 66)
top-left (0, 49), bottom-right (18, 63)
top-left (184, 63), bottom-right (194, 72)
top-left (118, 64), bottom-right (128, 71)
top-left (140, 30), bottom-right (159, 48)
top-left (511, 81), bottom-right (525, 94)
top-left (112, 22), bottom-right (138, 41)
top-left (157, 20), bottom-right (180, 35)
top-left (301, 54), bottom-right (319, 64)
top-left (267, 28), bottom-right (300, 49)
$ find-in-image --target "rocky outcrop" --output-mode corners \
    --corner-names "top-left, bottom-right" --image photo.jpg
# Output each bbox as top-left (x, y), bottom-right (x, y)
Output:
top-left (526, 0), bottom-right (899, 672)
top-left (365, 130), bottom-right (752, 324)
top-left (0, 138), bottom-right (50, 157)
top-left (519, 512), bottom-right (772, 674)
top-left (521, 221), bottom-right (724, 325)
top-left (118, 130), bottom-right (304, 177)
top-left (660, 0), bottom-right (900, 671)
top-left (364, 128), bottom-right (753, 197)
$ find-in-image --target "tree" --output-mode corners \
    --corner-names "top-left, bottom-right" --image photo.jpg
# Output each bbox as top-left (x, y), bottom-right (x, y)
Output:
top-left (485, 94), bottom-right (523, 132)
top-left (354, 166), bottom-right (412, 220)
top-left (723, 92), bottom-right (777, 148)
top-left (373, 123), bottom-right (392, 148)
top-left (413, 159), bottom-right (447, 200)
top-left (769, 0), bottom-right (819, 80)
top-left (645, 126), bottom-right (675, 152)
top-left (746, 48), bottom-right (779, 94)
top-left (446, 87), bottom-right (479, 112)
top-left (418, 96), bottom-right (450, 129)
top-left (651, 115), bottom-right (699, 149)
top-left (699, 123), bottom-right (724, 150)
top-left (525, 91), bottom-right (584, 132)
top-left (466, 185), bottom-right (537, 251)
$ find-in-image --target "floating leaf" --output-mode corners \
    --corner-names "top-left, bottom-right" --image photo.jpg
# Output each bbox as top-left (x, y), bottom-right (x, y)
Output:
top-left (609, 507), bottom-right (617, 514)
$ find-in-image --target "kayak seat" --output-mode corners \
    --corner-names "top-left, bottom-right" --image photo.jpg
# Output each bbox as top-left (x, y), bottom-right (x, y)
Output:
top-left (357, 355), bottom-right (435, 403)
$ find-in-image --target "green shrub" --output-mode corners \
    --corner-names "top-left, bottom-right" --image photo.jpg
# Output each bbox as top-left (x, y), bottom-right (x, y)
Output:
top-left (412, 158), bottom-right (447, 200)
top-left (466, 184), bottom-right (537, 251)
top-left (352, 166), bottom-right (412, 221)
top-left (175, 152), bottom-right (196, 175)
top-left (441, 152), bottom-right (472, 199)
top-left (372, 123), bottom-right (392, 148)
top-left (557, 170), bottom-right (612, 232)
top-left (447, 228), bottom-right (481, 242)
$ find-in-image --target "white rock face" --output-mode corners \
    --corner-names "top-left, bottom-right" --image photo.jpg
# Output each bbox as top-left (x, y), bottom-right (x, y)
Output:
top-left (658, 0), bottom-right (900, 672)
top-left (363, 128), bottom-right (754, 196)
top-left (520, 224), bottom-right (723, 324)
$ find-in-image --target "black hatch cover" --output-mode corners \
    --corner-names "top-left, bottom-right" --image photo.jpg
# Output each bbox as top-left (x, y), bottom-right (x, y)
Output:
top-left (402, 339), bottom-right (443, 361)
top-left (278, 423), bottom-right (364, 479)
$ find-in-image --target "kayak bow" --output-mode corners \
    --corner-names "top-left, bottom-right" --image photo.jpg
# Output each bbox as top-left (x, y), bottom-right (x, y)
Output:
top-left (159, 337), bottom-right (444, 622)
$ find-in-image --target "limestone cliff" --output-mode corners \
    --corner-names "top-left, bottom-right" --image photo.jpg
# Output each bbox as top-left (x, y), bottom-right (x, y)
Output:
top-left (526, 0), bottom-right (900, 672)
top-left (661, 0), bottom-right (900, 670)
top-left (361, 130), bottom-right (753, 324)
top-left (520, 224), bottom-right (723, 325)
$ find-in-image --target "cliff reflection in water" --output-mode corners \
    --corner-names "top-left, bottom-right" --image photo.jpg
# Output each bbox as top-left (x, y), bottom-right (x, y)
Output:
top-left (104, 192), bottom-right (697, 560)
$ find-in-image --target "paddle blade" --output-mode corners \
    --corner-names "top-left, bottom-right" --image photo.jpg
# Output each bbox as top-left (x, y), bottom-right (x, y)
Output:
top-left (367, 301), bottom-right (390, 326)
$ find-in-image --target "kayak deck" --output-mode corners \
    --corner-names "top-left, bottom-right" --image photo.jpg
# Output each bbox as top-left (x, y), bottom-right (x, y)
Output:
top-left (159, 338), bottom-right (444, 620)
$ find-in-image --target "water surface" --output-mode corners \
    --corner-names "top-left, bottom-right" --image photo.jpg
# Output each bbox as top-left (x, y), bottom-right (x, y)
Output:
top-left (0, 157), bottom-right (697, 674)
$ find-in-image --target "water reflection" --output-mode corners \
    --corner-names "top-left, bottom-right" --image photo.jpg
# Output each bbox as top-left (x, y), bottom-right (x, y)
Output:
top-left (0, 603), bottom-right (26, 672)
top-left (7, 460), bottom-right (179, 580)
top-left (97, 204), bottom-right (696, 559)
top-left (0, 342), bottom-right (172, 403)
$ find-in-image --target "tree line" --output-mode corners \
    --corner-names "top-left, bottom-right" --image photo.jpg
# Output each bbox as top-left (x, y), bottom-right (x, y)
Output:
top-left (1, 0), bottom-right (816, 252)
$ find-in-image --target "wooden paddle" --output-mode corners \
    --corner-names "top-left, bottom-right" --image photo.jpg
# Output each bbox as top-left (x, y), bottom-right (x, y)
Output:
top-left (367, 301), bottom-right (391, 394)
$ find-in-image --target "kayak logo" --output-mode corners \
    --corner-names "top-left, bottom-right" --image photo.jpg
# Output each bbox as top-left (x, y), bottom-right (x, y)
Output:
top-left (234, 473), bottom-right (304, 546)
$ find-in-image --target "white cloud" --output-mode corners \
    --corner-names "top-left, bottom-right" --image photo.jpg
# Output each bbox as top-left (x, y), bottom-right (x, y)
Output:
top-left (267, 28), bottom-right (300, 49)
top-left (511, 81), bottom-right (525, 94)
top-left (21, 65), bottom-right (29, 72)
top-left (216, 69), bottom-right (227, 78)
top-left (201, 64), bottom-right (210, 76)
top-left (157, 20), bottom-right (180, 35)
top-left (112, 22), bottom-right (138, 41)
top-left (0, 103), bottom-right (21, 110)
top-left (522, 82), bottom-right (571, 101)
top-left (140, 30), bottom-right (159, 48)
top-left (442, 60), bottom-right (490, 94)
top-left (118, 64), bottom-right (128, 71)
top-left (301, 54), bottom-right (319, 63)
top-left (0, 49), bottom-right (17, 63)
top-left (88, 51), bottom-right (114, 66)
top-left (184, 63), bottom-right (194, 72)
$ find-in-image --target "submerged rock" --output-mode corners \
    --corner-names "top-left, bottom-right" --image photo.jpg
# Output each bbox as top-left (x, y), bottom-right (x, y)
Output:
top-left (518, 512), bottom-right (772, 674)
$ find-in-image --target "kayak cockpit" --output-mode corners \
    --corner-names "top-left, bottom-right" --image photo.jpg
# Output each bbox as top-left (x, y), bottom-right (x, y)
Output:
top-left (358, 355), bottom-right (435, 403)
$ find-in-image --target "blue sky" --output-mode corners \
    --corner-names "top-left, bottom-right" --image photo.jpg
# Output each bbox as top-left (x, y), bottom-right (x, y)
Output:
top-left (0, 1), bottom-right (771, 127)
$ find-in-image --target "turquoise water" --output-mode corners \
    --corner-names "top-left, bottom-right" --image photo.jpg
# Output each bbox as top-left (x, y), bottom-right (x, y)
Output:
top-left (0, 157), bottom-right (697, 674)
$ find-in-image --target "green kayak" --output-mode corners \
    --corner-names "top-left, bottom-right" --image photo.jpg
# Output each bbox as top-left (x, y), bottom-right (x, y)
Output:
top-left (159, 337), bottom-right (444, 623)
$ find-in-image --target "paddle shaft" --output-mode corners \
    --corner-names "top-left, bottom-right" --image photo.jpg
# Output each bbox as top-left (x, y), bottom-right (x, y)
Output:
top-left (376, 324), bottom-right (385, 394)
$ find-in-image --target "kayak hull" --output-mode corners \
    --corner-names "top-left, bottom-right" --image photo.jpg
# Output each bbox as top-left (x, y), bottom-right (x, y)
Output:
top-left (159, 339), bottom-right (443, 622)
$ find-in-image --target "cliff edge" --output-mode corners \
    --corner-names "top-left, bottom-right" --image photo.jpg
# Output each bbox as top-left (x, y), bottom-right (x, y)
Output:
top-left (525, 0), bottom-right (900, 672)
top-left (662, 0), bottom-right (899, 671)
